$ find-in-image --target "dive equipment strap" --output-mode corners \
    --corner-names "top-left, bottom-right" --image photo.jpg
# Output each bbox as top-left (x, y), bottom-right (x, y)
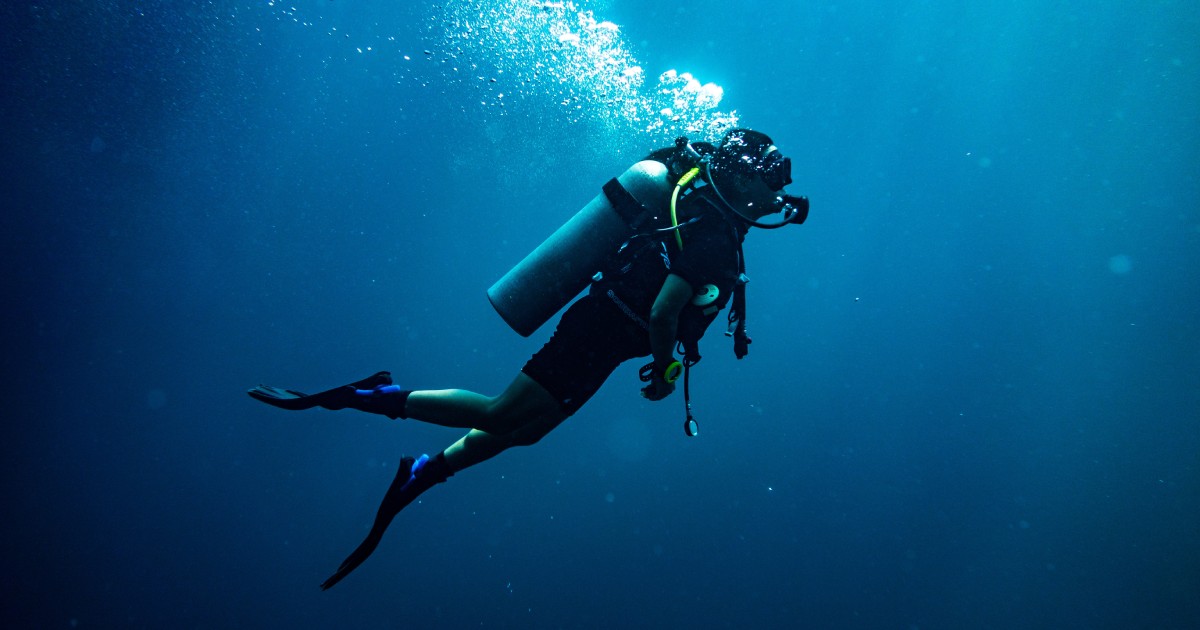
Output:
top-left (602, 178), bottom-right (650, 228)
top-left (726, 241), bottom-right (751, 360)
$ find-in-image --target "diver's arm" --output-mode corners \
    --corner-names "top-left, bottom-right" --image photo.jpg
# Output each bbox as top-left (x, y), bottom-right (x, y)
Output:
top-left (644, 273), bottom-right (692, 400)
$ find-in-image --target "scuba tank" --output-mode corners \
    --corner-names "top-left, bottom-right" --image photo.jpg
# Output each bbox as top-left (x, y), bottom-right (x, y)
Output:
top-left (487, 160), bottom-right (673, 337)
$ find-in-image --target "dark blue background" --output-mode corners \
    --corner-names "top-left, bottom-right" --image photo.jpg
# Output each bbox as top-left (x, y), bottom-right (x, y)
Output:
top-left (2, 1), bottom-right (1197, 628)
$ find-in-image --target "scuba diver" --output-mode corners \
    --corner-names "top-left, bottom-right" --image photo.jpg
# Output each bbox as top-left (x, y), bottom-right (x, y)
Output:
top-left (248, 128), bottom-right (808, 590)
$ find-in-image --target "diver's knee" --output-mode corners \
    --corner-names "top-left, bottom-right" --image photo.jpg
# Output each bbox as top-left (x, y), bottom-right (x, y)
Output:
top-left (482, 398), bottom-right (522, 435)
top-left (485, 392), bottom-right (547, 434)
top-left (481, 415), bottom-right (543, 448)
top-left (506, 413), bottom-right (566, 447)
top-left (505, 427), bottom-right (548, 447)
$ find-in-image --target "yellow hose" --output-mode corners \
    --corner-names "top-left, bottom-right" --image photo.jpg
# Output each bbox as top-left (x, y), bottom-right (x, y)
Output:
top-left (669, 167), bottom-right (701, 250)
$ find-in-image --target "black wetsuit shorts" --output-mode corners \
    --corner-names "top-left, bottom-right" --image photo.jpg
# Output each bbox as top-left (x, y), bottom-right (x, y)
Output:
top-left (521, 293), bottom-right (651, 416)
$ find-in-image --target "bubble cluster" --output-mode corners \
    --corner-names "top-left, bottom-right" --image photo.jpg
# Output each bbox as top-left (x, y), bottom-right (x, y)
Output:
top-left (438, 0), bottom-right (739, 142)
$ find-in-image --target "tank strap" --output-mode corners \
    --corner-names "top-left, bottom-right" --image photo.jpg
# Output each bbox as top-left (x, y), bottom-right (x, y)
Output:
top-left (603, 178), bottom-right (649, 227)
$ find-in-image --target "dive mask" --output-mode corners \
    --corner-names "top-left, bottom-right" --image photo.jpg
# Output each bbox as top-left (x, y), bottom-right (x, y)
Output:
top-left (758, 150), bottom-right (793, 192)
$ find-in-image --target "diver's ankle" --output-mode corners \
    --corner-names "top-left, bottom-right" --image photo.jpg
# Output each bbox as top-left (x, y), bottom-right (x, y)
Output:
top-left (350, 385), bottom-right (411, 419)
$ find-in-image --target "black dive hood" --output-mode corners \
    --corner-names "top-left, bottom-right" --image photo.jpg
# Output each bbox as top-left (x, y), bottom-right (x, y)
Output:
top-left (672, 136), bottom-right (810, 229)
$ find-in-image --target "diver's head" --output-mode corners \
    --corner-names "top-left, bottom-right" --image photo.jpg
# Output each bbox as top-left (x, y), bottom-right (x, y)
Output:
top-left (713, 129), bottom-right (792, 192)
top-left (709, 128), bottom-right (802, 223)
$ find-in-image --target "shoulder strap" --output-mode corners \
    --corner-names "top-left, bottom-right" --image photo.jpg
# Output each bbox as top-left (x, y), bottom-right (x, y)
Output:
top-left (726, 240), bottom-right (751, 360)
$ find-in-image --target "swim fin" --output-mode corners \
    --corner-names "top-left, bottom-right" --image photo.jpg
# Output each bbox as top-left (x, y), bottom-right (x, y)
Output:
top-left (320, 455), bottom-right (416, 591)
top-left (247, 371), bottom-right (394, 412)
top-left (319, 452), bottom-right (454, 590)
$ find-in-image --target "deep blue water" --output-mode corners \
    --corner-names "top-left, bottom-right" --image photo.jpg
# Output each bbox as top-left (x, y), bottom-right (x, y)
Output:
top-left (2, 1), bottom-right (1198, 628)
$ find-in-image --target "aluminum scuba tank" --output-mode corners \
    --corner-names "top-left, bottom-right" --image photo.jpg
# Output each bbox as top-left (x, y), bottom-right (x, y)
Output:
top-left (487, 160), bottom-right (672, 337)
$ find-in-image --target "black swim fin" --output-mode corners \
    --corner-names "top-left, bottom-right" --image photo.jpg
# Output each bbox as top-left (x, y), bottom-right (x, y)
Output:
top-left (320, 455), bottom-right (417, 591)
top-left (320, 452), bottom-right (454, 590)
top-left (247, 371), bottom-right (393, 411)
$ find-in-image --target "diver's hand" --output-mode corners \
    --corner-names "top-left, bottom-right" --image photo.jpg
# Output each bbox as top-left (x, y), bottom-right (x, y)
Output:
top-left (640, 376), bottom-right (675, 401)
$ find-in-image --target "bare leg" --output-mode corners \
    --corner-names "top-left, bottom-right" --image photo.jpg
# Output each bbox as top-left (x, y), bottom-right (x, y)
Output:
top-left (442, 429), bottom-right (508, 471)
top-left (441, 409), bottom-right (567, 472)
top-left (405, 372), bottom-right (563, 436)
top-left (409, 373), bottom-right (567, 472)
